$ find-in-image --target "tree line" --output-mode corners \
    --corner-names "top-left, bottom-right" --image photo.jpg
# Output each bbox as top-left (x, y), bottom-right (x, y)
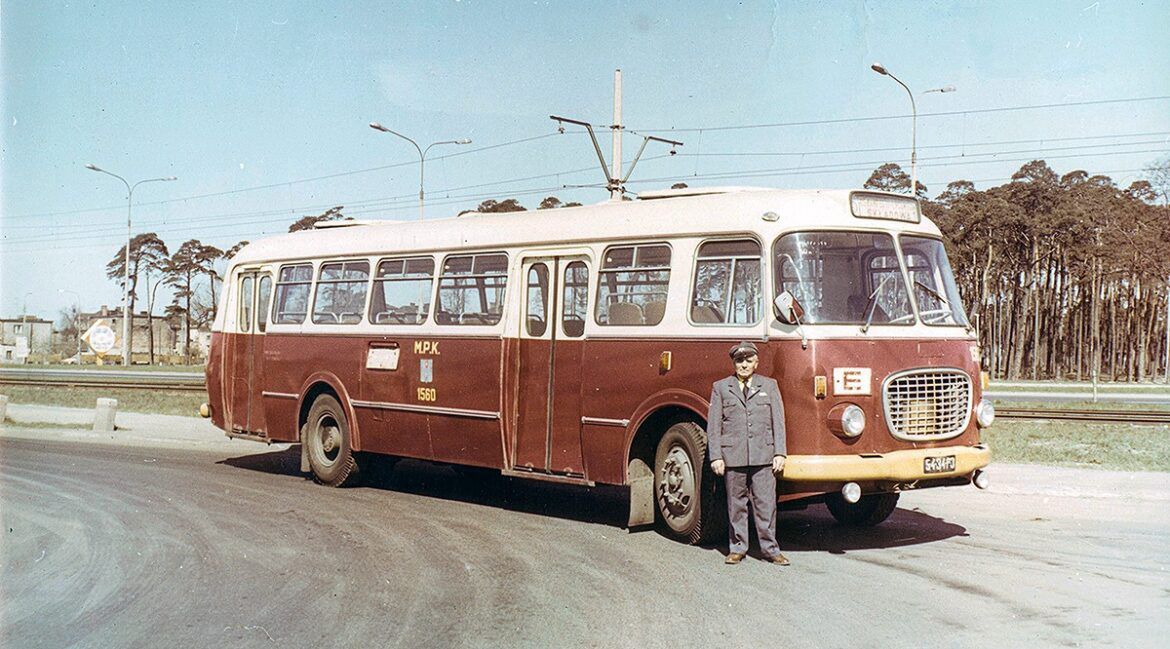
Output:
top-left (869, 157), bottom-right (1170, 382)
top-left (99, 163), bottom-right (1170, 381)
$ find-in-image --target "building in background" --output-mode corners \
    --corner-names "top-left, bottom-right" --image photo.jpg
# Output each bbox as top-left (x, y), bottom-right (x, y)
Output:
top-left (0, 316), bottom-right (54, 364)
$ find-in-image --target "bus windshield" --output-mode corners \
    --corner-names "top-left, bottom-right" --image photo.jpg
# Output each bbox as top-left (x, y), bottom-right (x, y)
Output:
top-left (774, 231), bottom-right (914, 325)
top-left (900, 235), bottom-right (969, 326)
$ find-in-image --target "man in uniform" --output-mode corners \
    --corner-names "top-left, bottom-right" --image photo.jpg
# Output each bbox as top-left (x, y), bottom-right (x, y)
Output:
top-left (707, 341), bottom-right (789, 565)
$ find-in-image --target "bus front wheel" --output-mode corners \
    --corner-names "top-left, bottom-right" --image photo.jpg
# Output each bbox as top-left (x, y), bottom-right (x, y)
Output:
top-left (825, 492), bottom-right (900, 527)
top-left (303, 394), bottom-right (363, 487)
top-left (653, 422), bottom-right (721, 545)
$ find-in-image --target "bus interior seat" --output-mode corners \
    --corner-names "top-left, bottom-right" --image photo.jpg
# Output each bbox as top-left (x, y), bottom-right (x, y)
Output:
top-left (643, 301), bottom-right (666, 325)
top-left (562, 315), bottom-right (585, 337)
top-left (691, 304), bottom-right (723, 323)
top-left (608, 302), bottom-right (643, 325)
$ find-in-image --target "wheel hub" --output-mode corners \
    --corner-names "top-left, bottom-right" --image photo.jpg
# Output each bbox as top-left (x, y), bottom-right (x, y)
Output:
top-left (658, 446), bottom-right (695, 518)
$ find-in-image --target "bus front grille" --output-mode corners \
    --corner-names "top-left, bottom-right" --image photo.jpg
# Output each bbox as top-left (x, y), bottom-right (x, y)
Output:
top-left (882, 369), bottom-right (972, 441)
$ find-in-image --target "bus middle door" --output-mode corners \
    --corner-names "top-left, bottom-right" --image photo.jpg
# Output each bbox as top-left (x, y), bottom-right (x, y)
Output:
top-left (513, 256), bottom-right (589, 477)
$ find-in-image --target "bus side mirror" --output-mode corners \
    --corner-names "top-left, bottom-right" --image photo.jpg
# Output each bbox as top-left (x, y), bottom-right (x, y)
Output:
top-left (773, 291), bottom-right (804, 325)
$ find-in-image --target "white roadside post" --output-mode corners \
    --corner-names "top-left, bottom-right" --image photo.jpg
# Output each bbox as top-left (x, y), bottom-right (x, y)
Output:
top-left (93, 398), bottom-right (117, 433)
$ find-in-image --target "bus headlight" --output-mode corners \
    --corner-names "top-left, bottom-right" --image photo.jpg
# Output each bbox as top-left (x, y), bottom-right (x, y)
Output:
top-left (976, 398), bottom-right (995, 428)
top-left (841, 405), bottom-right (865, 437)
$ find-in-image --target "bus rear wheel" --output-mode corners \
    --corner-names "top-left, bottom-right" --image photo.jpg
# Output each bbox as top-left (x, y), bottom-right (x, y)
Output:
top-left (304, 394), bottom-right (363, 487)
top-left (653, 422), bottom-right (721, 545)
top-left (825, 492), bottom-right (900, 527)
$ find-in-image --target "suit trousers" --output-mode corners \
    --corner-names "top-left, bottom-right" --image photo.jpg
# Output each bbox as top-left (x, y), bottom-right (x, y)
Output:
top-left (724, 465), bottom-right (780, 556)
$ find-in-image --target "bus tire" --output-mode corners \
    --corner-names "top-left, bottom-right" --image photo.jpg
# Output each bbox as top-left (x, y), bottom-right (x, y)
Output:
top-left (653, 421), bottom-right (721, 545)
top-left (825, 492), bottom-right (900, 527)
top-left (303, 394), bottom-right (363, 487)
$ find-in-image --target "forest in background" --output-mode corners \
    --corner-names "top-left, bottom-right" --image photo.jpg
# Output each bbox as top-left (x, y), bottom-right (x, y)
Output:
top-left (869, 157), bottom-right (1170, 382)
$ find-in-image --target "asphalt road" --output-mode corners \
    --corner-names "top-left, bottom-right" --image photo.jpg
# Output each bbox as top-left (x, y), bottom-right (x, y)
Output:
top-left (1, 436), bottom-right (1167, 649)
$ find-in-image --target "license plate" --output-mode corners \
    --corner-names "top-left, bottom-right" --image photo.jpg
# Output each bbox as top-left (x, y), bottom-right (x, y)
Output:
top-left (924, 455), bottom-right (956, 474)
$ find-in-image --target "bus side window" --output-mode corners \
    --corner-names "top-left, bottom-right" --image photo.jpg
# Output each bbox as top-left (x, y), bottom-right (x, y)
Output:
top-left (436, 252), bottom-right (508, 326)
top-left (239, 275), bottom-right (254, 333)
top-left (690, 239), bottom-right (762, 325)
top-left (371, 257), bottom-right (435, 325)
top-left (596, 243), bottom-right (671, 326)
top-left (273, 263), bottom-right (313, 324)
top-left (313, 260), bottom-right (370, 325)
top-left (562, 261), bottom-right (588, 338)
top-left (257, 275), bottom-right (272, 333)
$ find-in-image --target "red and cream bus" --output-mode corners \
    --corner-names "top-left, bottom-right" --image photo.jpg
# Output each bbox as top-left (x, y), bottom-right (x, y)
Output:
top-left (205, 186), bottom-right (993, 544)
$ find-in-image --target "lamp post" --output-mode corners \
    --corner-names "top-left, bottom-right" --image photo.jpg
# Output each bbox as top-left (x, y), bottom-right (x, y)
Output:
top-left (85, 164), bottom-right (177, 366)
top-left (870, 63), bottom-right (954, 197)
top-left (368, 123), bottom-right (471, 220)
top-left (59, 288), bottom-right (81, 363)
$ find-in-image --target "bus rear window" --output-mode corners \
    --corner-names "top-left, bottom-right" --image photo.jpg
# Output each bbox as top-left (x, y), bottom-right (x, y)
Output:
top-left (436, 253), bottom-right (508, 326)
top-left (596, 243), bottom-right (671, 326)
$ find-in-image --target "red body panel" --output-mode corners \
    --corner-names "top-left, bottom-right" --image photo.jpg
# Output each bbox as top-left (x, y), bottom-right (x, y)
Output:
top-left (207, 331), bottom-right (981, 486)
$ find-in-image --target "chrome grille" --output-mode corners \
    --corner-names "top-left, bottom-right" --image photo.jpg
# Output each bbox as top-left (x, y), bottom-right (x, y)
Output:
top-left (883, 369), bottom-right (972, 441)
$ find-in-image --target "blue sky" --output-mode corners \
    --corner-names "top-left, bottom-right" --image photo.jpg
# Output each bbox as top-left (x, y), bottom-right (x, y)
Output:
top-left (2, 0), bottom-right (1168, 318)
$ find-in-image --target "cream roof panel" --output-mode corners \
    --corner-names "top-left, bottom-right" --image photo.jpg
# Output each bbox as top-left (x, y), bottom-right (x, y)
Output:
top-left (228, 188), bottom-right (940, 267)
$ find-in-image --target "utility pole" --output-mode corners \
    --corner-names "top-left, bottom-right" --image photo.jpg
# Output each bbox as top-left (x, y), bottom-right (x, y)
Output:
top-left (551, 69), bottom-right (682, 200)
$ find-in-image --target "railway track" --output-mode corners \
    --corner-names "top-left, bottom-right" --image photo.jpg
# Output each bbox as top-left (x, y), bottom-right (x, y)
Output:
top-left (0, 368), bottom-right (205, 392)
top-left (2, 369), bottom-right (1168, 424)
top-left (994, 407), bottom-right (1170, 424)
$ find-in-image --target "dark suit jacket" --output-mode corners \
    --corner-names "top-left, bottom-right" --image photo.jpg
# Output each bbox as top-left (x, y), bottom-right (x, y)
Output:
top-left (706, 375), bottom-right (787, 467)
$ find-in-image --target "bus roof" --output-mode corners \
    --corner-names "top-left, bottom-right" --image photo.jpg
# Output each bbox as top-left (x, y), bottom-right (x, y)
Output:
top-left (229, 187), bottom-right (941, 266)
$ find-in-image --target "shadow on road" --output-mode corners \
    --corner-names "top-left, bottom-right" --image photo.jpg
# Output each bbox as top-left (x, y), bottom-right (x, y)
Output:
top-left (780, 505), bottom-right (968, 555)
top-left (219, 447), bottom-right (630, 528)
top-left (220, 447), bottom-right (968, 554)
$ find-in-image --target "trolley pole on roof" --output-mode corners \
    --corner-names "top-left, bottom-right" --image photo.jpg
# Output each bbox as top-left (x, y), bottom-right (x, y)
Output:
top-left (611, 69), bottom-right (623, 201)
top-left (551, 70), bottom-right (682, 199)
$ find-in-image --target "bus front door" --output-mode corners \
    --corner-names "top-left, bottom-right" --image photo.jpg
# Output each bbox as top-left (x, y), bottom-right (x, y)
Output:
top-left (513, 256), bottom-right (590, 477)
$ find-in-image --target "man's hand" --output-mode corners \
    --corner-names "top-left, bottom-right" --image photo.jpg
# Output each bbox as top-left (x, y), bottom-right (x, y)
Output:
top-left (772, 455), bottom-right (786, 475)
top-left (711, 459), bottom-right (725, 476)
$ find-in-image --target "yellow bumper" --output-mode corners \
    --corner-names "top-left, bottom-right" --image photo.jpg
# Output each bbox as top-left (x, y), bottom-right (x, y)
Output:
top-left (783, 445), bottom-right (991, 482)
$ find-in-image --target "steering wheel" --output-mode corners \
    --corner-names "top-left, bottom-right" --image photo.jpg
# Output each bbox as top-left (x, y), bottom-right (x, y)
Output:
top-left (887, 313), bottom-right (916, 324)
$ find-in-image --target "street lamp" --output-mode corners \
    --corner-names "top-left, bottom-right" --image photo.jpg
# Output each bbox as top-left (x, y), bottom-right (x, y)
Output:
top-left (368, 123), bottom-right (471, 220)
top-left (59, 288), bottom-right (81, 363)
top-left (85, 164), bottom-right (177, 366)
top-left (870, 63), bottom-right (955, 197)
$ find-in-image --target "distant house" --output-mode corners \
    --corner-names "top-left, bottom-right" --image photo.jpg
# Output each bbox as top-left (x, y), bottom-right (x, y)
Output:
top-left (80, 305), bottom-right (184, 363)
top-left (0, 316), bottom-right (53, 364)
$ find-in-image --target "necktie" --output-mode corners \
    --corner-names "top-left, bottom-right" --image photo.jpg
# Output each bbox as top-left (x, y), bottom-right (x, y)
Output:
top-left (742, 382), bottom-right (750, 401)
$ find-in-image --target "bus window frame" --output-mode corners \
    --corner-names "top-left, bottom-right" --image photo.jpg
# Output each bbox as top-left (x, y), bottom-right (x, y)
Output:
top-left (311, 258), bottom-right (372, 326)
top-left (435, 250), bottom-right (511, 328)
top-left (271, 262), bottom-right (317, 326)
top-left (594, 241), bottom-right (673, 327)
top-left (687, 236), bottom-right (764, 328)
top-left (771, 228), bottom-right (917, 327)
top-left (369, 255), bottom-right (437, 326)
top-left (897, 233), bottom-right (970, 328)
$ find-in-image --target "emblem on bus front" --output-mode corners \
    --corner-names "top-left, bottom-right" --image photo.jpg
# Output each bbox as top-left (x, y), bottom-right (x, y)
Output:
top-left (833, 368), bottom-right (872, 395)
top-left (420, 359), bottom-right (434, 383)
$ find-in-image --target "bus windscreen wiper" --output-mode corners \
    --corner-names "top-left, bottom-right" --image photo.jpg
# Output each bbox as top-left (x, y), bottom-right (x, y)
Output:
top-left (860, 274), bottom-right (892, 334)
top-left (914, 280), bottom-right (949, 307)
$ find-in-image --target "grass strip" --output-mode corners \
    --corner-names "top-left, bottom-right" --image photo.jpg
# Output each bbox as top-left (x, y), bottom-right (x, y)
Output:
top-left (982, 420), bottom-right (1170, 472)
top-left (0, 385), bottom-right (205, 418)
